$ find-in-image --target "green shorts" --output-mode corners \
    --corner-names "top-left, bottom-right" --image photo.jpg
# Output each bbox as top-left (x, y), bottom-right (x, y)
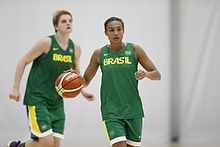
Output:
top-left (103, 117), bottom-right (144, 146)
top-left (26, 103), bottom-right (65, 139)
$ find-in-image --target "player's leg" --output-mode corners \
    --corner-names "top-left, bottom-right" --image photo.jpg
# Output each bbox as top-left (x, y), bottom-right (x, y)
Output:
top-left (25, 134), bottom-right (54, 147)
top-left (127, 144), bottom-right (137, 147)
top-left (8, 104), bottom-right (64, 147)
top-left (9, 105), bottom-right (64, 147)
top-left (49, 105), bottom-right (65, 147)
top-left (103, 119), bottom-right (127, 147)
top-left (8, 106), bottom-right (55, 147)
top-left (125, 117), bottom-right (144, 147)
top-left (26, 104), bottom-right (64, 147)
top-left (53, 137), bottom-right (61, 147)
top-left (8, 135), bottom-right (56, 147)
top-left (112, 141), bottom-right (127, 147)
top-left (26, 104), bottom-right (54, 147)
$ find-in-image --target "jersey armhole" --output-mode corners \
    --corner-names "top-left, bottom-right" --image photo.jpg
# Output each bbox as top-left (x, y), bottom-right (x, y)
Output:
top-left (36, 36), bottom-right (53, 60)
top-left (69, 39), bottom-right (76, 70)
top-left (130, 43), bottom-right (138, 63)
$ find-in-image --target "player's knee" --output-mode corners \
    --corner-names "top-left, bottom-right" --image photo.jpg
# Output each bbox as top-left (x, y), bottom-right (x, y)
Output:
top-left (112, 141), bottom-right (127, 147)
top-left (39, 137), bottom-right (54, 147)
top-left (41, 141), bottom-right (54, 147)
top-left (53, 142), bottom-right (61, 147)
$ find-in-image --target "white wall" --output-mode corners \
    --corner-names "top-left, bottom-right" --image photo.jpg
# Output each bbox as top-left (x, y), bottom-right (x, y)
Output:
top-left (179, 0), bottom-right (220, 144)
top-left (0, 0), bottom-right (170, 146)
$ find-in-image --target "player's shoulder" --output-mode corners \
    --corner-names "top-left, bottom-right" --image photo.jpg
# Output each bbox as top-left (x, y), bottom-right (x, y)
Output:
top-left (73, 43), bottom-right (82, 58)
top-left (37, 36), bottom-right (52, 46)
top-left (73, 42), bottom-right (81, 51)
top-left (93, 48), bottom-right (101, 55)
top-left (132, 43), bottom-right (142, 50)
top-left (33, 36), bottom-right (52, 54)
top-left (132, 43), bottom-right (146, 53)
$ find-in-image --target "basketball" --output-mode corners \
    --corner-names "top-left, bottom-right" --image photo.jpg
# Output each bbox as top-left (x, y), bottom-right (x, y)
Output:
top-left (55, 71), bottom-right (83, 98)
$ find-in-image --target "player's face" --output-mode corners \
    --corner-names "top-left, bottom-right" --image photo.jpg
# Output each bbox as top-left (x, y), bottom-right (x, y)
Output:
top-left (105, 21), bottom-right (124, 44)
top-left (56, 14), bottom-right (73, 34)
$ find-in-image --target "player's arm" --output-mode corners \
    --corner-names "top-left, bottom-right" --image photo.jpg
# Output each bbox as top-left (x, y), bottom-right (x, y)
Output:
top-left (9, 37), bottom-right (51, 102)
top-left (73, 43), bottom-right (81, 73)
top-left (134, 44), bottom-right (161, 80)
top-left (82, 49), bottom-right (100, 87)
top-left (74, 44), bottom-right (95, 101)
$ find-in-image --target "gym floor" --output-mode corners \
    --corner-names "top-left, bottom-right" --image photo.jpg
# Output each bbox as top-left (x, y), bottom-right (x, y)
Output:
top-left (2, 142), bottom-right (220, 147)
top-left (61, 142), bottom-right (220, 147)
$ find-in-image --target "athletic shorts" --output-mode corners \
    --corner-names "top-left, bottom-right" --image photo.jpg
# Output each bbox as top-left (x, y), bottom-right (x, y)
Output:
top-left (103, 117), bottom-right (144, 146)
top-left (26, 103), bottom-right (65, 139)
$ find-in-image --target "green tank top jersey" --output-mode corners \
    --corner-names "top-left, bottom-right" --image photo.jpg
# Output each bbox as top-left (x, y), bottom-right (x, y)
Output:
top-left (24, 35), bottom-right (75, 108)
top-left (100, 42), bottom-right (144, 120)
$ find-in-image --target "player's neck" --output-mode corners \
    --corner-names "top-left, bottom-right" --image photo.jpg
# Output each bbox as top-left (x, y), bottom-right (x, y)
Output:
top-left (55, 33), bottom-right (69, 50)
top-left (110, 42), bottom-right (124, 52)
top-left (56, 33), bottom-right (69, 43)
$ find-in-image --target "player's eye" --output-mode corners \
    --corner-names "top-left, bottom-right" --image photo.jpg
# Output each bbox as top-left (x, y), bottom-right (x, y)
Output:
top-left (108, 29), bottom-right (114, 32)
top-left (61, 20), bottom-right (67, 23)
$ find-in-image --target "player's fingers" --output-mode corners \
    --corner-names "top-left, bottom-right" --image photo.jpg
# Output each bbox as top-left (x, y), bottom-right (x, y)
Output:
top-left (9, 94), bottom-right (16, 99)
top-left (135, 72), bottom-right (145, 80)
top-left (63, 69), bottom-right (71, 73)
top-left (135, 72), bottom-right (141, 78)
top-left (87, 96), bottom-right (95, 101)
top-left (9, 94), bottom-right (19, 101)
top-left (16, 97), bottom-right (20, 102)
top-left (9, 94), bottom-right (13, 99)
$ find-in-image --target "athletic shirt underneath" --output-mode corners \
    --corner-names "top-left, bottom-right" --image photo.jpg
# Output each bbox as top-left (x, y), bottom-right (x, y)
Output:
top-left (100, 42), bottom-right (144, 120)
top-left (23, 35), bottom-right (75, 108)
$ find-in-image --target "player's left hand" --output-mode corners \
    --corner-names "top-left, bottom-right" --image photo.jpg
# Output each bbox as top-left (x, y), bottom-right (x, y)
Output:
top-left (81, 89), bottom-right (95, 101)
top-left (135, 70), bottom-right (146, 80)
top-left (63, 68), bottom-right (79, 74)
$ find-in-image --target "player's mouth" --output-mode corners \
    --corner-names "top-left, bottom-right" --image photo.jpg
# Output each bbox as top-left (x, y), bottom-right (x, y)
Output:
top-left (113, 37), bottom-right (120, 40)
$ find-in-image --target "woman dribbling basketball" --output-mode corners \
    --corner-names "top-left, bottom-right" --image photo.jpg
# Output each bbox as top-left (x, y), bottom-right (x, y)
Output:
top-left (8, 10), bottom-right (94, 147)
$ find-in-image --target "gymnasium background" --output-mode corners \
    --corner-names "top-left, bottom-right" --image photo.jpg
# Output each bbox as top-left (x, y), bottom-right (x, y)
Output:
top-left (0, 0), bottom-right (219, 146)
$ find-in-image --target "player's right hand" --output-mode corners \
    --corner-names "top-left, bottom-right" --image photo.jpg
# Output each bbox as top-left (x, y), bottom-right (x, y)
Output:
top-left (135, 70), bottom-right (146, 80)
top-left (81, 89), bottom-right (95, 101)
top-left (63, 68), bottom-right (77, 72)
top-left (9, 88), bottom-right (20, 102)
top-left (63, 69), bottom-right (73, 73)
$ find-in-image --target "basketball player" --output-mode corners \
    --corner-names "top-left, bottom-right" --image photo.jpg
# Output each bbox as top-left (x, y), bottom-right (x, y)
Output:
top-left (82, 17), bottom-right (161, 147)
top-left (8, 10), bottom-right (94, 147)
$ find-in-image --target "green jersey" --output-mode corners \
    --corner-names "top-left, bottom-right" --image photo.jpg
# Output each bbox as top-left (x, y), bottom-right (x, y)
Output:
top-left (100, 42), bottom-right (144, 120)
top-left (24, 35), bottom-right (75, 108)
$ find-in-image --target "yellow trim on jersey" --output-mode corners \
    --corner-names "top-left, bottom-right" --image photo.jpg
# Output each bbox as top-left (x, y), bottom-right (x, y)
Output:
top-left (103, 120), bottom-right (110, 140)
top-left (29, 106), bottom-right (41, 133)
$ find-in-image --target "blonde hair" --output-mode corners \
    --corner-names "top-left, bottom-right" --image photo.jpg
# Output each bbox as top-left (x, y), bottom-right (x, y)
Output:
top-left (52, 10), bottom-right (72, 32)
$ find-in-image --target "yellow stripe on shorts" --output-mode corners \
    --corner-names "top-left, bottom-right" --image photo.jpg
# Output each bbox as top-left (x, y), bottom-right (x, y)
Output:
top-left (103, 120), bottom-right (110, 140)
top-left (29, 106), bottom-right (41, 133)
top-left (142, 117), bottom-right (145, 126)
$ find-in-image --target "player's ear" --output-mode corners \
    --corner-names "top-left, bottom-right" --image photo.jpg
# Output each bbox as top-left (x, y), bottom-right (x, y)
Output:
top-left (54, 25), bottom-right (58, 32)
top-left (104, 30), bottom-right (108, 36)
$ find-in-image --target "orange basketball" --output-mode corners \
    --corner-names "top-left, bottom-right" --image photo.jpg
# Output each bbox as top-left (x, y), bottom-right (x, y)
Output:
top-left (55, 71), bottom-right (83, 98)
